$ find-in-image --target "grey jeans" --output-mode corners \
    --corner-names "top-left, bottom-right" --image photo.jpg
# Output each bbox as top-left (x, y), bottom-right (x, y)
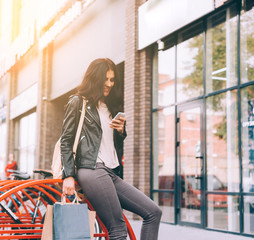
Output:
top-left (77, 163), bottom-right (162, 240)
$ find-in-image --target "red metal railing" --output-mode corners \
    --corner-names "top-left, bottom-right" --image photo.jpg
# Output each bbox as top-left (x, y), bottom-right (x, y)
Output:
top-left (0, 179), bottom-right (136, 240)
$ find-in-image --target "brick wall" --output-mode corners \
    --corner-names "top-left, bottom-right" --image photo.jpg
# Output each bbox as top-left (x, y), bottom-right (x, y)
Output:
top-left (36, 44), bottom-right (66, 172)
top-left (124, 0), bottom-right (153, 198)
top-left (7, 70), bottom-right (17, 158)
top-left (138, 48), bottom-right (153, 195)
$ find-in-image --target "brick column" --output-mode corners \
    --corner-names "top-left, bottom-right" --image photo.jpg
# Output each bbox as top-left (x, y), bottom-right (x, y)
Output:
top-left (124, 0), bottom-right (140, 188)
top-left (138, 48), bottom-right (153, 195)
top-left (36, 43), bottom-right (65, 173)
top-left (36, 44), bottom-right (58, 172)
top-left (36, 48), bottom-right (48, 170)
top-left (124, 0), bottom-right (153, 197)
top-left (7, 70), bottom-right (17, 158)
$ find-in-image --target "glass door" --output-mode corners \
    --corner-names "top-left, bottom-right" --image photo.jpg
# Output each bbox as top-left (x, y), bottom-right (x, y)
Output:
top-left (177, 100), bottom-right (204, 227)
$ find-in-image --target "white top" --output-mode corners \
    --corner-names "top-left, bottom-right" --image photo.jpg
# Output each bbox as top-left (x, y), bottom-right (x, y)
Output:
top-left (97, 102), bottom-right (119, 169)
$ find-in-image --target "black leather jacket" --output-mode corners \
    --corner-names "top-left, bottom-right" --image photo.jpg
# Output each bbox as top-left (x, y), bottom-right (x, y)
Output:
top-left (60, 95), bottom-right (126, 179)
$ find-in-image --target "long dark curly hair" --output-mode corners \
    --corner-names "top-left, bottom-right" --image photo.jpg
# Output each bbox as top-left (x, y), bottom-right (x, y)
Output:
top-left (77, 58), bottom-right (123, 117)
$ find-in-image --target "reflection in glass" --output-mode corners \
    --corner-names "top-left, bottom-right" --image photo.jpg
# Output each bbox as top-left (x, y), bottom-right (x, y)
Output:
top-left (179, 106), bottom-right (201, 224)
top-left (241, 2), bottom-right (254, 83)
top-left (153, 192), bottom-right (174, 223)
top-left (206, 91), bottom-right (239, 192)
top-left (244, 196), bottom-right (254, 234)
top-left (177, 25), bottom-right (203, 102)
top-left (207, 175), bottom-right (226, 191)
top-left (241, 86), bottom-right (254, 192)
top-left (207, 195), bottom-right (239, 232)
top-left (206, 6), bottom-right (237, 93)
top-left (154, 47), bottom-right (175, 108)
top-left (153, 107), bottom-right (175, 190)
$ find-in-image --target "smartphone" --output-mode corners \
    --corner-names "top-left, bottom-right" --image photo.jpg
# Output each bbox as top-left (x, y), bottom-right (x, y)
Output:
top-left (113, 112), bottom-right (126, 120)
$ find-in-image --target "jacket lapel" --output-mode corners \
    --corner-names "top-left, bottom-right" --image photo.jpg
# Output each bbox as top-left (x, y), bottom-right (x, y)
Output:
top-left (86, 102), bottom-right (101, 127)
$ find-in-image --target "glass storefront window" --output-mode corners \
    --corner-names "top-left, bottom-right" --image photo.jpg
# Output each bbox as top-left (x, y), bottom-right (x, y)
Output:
top-left (153, 107), bottom-right (175, 191)
top-left (241, 85), bottom-right (254, 192)
top-left (153, 107), bottom-right (175, 222)
top-left (240, 1), bottom-right (254, 84)
top-left (153, 47), bottom-right (175, 108)
top-left (153, 192), bottom-right (174, 223)
top-left (152, 2), bottom-right (254, 234)
top-left (177, 23), bottom-right (203, 102)
top-left (244, 195), bottom-right (254, 234)
top-left (18, 112), bottom-right (36, 175)
top-left (178, 103), bottom-right (202, 224)
top-left (206, 6), bottom-right (237, 93)
top-left (207, 194), bottom-right (239, 232)
top-left (206, 90), bottom-right (239, 192)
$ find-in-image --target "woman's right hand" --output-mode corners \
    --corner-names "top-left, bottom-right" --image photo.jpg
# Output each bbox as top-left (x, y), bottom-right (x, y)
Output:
top-left (62, 176), bottom-right (75, 196)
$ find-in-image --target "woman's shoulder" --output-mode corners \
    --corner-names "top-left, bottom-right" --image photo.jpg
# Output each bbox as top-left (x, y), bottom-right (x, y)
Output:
top-left (67, 95), bottom-right (82, 105)
top-left (64, 95), bottom-right (83, 112)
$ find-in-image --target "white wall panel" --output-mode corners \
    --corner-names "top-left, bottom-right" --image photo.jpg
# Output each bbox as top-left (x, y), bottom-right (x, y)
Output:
top-left (51, 0), bottom-right (125, 100)
top-left (138, 0), bottom-right (214, 49)
top-left (10, 83), bottom-right (38, 119)
top-left (17, 51), bottom-right (39, 95)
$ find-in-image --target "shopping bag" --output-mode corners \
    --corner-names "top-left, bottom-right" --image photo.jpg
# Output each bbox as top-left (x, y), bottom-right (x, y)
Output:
top-left (53, 193), bottom-right (91, 240)
top-left (41, 205), bottom-right (53, 240)
top-left (88, 210), bottom-right (96, 239)
top-left (42, 206), bottom-right (95, 239)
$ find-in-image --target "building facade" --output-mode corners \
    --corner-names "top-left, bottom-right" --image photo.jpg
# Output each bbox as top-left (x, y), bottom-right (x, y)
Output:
top-left (0, 0), bottom-right (253, 237)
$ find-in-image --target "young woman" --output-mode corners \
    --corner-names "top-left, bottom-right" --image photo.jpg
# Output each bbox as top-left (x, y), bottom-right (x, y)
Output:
top-left (5, 153), bottom-right (17, 179)
top-left (60, 58), bottom-right (162, 240)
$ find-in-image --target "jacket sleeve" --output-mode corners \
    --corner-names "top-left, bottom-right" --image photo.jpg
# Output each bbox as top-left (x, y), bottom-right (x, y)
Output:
top-left (60, 95), bottom-right (81, 179)
top-left (114, 124), bottom-right (127, 142)
top-left (114, 123), bottom-right (127, 157)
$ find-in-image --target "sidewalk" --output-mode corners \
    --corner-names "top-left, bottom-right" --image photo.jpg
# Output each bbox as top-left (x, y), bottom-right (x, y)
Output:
top-left (129, 221), bottom-right (253, 240)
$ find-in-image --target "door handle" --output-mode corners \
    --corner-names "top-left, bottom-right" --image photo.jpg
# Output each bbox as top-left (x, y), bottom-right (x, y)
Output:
top-left (195, 176), bottom-right (203, 179)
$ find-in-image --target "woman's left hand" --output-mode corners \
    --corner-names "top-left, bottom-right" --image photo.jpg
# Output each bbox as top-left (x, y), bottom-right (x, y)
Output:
top-left (110, 117), bottom-right (125, 134)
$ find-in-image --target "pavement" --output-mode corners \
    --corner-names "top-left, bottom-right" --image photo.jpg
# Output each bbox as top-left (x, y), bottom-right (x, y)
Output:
top-left (128, 220), bottom-right (254, 240)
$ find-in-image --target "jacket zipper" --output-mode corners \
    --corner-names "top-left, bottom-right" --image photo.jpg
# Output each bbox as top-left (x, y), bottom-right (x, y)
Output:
top-left (86, 109), bottom-right (100, 127)
top-left (79, 135), bottom-right (85, 143)
top-left (93, 131), bottom-right (102, 169)
top-left (83, 104), bottom-right (102, 169)
top-left (84, 116), bottom-right (91, 123)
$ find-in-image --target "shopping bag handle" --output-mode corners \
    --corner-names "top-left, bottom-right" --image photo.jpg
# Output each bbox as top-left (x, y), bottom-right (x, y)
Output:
top-left (61, 191), bottom-right (81, 204)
